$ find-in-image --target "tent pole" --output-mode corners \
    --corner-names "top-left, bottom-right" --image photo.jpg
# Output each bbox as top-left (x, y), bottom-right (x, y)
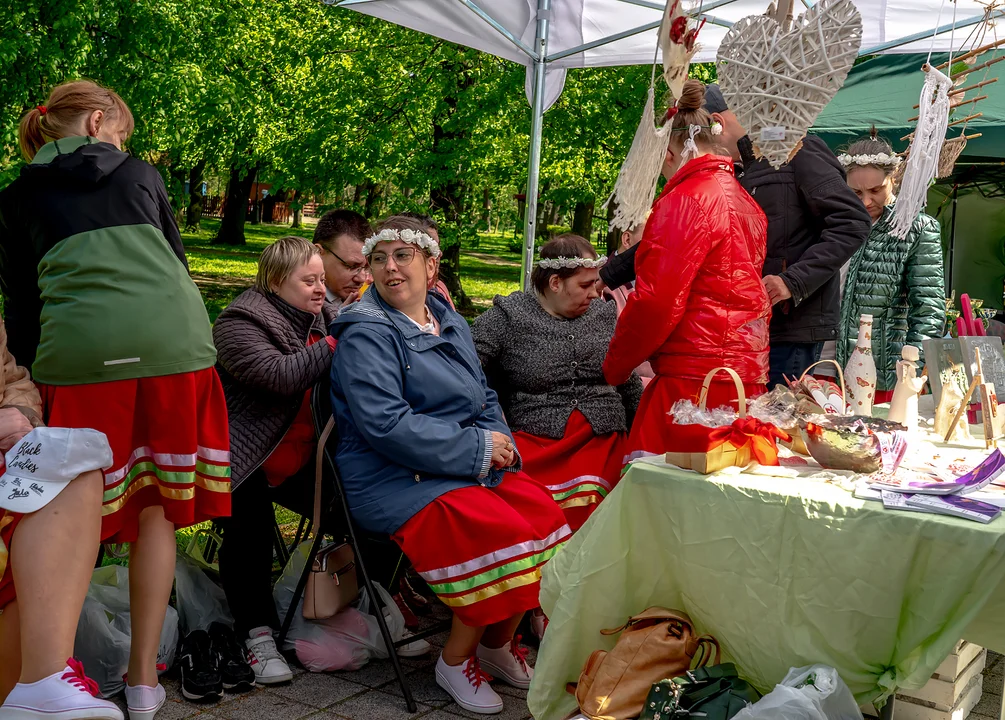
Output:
top-left (522, 0), bottom-right (551, 292)
top-left (948, 184), bottom-right (958, 298)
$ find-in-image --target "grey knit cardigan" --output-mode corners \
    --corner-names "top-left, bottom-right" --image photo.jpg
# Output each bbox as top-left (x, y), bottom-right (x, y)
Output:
top-left (471, 292), bottom-right (642, 440)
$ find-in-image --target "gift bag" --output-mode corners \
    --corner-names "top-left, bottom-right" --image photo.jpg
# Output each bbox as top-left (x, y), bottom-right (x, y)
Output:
top-left (666, 368), bottom-right (790, 474)
top-left (732, 665), bottom-right (862, 720)
top-left (175, 552), bottom-right (233, 635)
top-left (74, 565), bottom-right (178, 698)
top-left (273, 541), bottom-right (405, 672)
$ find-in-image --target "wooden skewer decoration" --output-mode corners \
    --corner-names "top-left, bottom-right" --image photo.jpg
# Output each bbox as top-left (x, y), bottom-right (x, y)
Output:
top-left (944, 346), bottom-right (983, 443)
top-left (908, 99), bottom-right (984, 123)
top-left (952, 53), bottom-right (1005, 80)
top-left (935, 37), bottom-right (1005, 70)
top-left (913, 78), bottom-right (999, 109)
top-left (902, 113), bottom-right (984, 142)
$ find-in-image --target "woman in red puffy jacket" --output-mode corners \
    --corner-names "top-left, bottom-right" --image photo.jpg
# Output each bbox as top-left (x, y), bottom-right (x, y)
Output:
top-left (603, 79), bottom-right (770, 456)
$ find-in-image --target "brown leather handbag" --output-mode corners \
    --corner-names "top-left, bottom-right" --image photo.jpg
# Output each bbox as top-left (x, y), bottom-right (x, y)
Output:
top-left (302, 418), bottom-right (359, 620)
top-left (570, 607), bottom-right (720, 720)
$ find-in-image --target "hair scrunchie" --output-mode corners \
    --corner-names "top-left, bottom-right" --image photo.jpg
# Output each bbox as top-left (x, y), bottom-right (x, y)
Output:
top-left (37, 105), bottom-right (47, 115)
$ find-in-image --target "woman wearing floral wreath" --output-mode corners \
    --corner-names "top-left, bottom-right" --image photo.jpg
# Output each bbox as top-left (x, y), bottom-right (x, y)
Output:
top-left (603, 79), bottom-right (770, 456)
top-left (472, 234), bottom-right (641, 533)
top-left (0, 81), bottom-right (230, 720)
top-left (330, 216), bottom-right (570, 715)
top-left (835, 131), bottom-right (945, 400)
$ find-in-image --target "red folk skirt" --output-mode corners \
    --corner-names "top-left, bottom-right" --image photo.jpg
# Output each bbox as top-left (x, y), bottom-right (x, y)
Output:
top-left (514, 410), bottom-right (627, 531)
top-left (392, 472), bottom-right (571, 627)
top-left (39, 368), bottom-right (232, 544)
top-left (0, 511), bottom-right (17, 610)
top-left (626, 375), bottom-right (767, 459)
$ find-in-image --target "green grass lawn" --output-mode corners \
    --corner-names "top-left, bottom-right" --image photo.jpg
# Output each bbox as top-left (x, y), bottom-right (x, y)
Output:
top-left (182, 218), bottom-right (523, 321)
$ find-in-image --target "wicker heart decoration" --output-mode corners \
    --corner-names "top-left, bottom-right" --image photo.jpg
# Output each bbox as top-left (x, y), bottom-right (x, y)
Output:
top-left (717, 0), bottom-right (862, 168)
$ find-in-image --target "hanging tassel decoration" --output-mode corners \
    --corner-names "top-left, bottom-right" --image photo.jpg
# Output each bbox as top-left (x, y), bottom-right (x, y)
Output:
top-left (892, 65), bottom-right (953, 239)
top-left (603, 88), bottom-right (672, 234)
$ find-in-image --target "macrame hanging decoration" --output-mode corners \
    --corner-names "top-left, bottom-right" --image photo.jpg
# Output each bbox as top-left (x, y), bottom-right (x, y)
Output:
top-left (603, 3), bottom-right (707, 233)
top-left (661, 0), bottom-right (706, 100)
top-left (716, 0), bottom-right (862, 169)
top-left (891, 65), bottom-right (954, 239)
top-left (902, 30), bottom-right (1005, 180)
top-left (603, 88), bottom-right (672, 234)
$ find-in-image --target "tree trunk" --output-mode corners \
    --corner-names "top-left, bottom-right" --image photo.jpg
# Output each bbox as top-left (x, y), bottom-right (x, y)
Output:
top-left (214, 164), bottom-right (258, 246)
top-left (291, 188), bottom-right (303, 229)
top-left (605, 202), bottom-right (620, 257)
top-left (571, 199), bottom-right (595, 239)
top-left (168, 166), bottom-right (187, 225)
top-left (185, 159), bottom-right (206, 231)
top-left (363, 182), bottom-right (382, 220)
top-left (482, 188), bottom-right (491, 229)
top-left (352, 184), bottom-right (362, 205)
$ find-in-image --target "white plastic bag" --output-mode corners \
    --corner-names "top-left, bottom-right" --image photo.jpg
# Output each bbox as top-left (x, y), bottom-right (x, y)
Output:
top-left (733, 665), bottom-right (863, 720)
top-left (74, 565), bottom-right (178, 698)
top-left (174, 553), bottom-right (233, 634)
top-left (273, 541), bottom-right (405, 672)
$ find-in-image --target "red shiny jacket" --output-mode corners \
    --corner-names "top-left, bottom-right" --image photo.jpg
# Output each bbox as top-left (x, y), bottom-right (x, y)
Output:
top-left (603, 154), bottom-right (770, 385)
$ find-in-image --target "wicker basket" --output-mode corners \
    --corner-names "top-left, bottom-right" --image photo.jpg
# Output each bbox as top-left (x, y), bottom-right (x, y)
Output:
top-left (665, 367), bottom-right (752, 474)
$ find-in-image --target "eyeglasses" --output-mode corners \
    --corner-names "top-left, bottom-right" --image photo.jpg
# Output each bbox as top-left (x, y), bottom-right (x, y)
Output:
top-left (322, 245), bottom-right (369, 277)
top-left (370, 247), bottom-right (418, 269)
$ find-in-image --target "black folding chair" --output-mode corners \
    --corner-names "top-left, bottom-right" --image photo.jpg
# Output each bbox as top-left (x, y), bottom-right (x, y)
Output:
top-left (276, 378), bottom-right (449, 714)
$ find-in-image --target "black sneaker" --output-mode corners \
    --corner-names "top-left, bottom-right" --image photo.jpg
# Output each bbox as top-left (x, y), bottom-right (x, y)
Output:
top-left (178, 629), bottom-right (224, 701)
top-left (209, 622), bottom-right (256, 692)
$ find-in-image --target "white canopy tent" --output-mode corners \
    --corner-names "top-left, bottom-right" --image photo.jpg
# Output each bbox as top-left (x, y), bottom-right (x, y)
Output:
top-left (329, 0), bottom-right (1004, 288)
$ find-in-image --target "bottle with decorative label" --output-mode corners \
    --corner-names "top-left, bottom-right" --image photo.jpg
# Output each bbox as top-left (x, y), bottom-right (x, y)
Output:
top-left (844, 314), bottom-right (878, 416)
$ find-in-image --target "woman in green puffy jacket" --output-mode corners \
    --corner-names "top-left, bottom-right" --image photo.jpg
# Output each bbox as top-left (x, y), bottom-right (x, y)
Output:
top-left (836, 131), bottom-right (946, 399)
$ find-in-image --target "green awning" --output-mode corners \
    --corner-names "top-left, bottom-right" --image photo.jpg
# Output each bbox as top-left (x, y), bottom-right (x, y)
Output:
top-left (812, 53), bottom-right (1005, 161)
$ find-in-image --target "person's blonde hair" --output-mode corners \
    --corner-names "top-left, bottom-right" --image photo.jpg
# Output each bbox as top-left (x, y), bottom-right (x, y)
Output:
top-left (255, 236), bottom-right (320, 294)
top-left (19, 80), bottom-right (135, 161)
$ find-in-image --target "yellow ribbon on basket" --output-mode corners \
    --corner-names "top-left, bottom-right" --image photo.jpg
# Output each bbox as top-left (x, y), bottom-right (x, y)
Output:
top-left (0, 511), bottom-right (12, 580)
top-left (707, 418), bottom-right (792, 466)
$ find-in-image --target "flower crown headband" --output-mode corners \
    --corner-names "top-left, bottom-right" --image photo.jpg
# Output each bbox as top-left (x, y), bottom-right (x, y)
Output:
top-left (537, 255), bottom-right (608, 270)
top-left (362, 228), bottom-right (441, 259)
top-left (837, 152), bottom-right (902, 169)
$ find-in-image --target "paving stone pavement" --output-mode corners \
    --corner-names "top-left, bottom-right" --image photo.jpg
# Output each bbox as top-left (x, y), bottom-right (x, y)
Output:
top-left (121, 639), bottom-right (1005, 720)
top-left (120, 613), bottom-right (535, 720)
top-left (972, 650), bottom-right (1004, 720)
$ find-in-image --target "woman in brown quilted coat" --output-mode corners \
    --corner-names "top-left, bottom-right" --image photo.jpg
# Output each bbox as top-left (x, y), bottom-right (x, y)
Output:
top-left (212, 236), bottom-right (340, 685)
top-left (0, 318), bottom-right (117, 719)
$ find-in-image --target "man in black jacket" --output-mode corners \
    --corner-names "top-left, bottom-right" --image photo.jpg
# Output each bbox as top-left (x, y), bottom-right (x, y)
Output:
top-left (601, 84), bottom-right (871, 387)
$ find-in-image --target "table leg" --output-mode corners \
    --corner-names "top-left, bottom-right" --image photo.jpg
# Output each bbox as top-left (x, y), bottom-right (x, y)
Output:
top-left (879, 697), bottom-right (896, 720)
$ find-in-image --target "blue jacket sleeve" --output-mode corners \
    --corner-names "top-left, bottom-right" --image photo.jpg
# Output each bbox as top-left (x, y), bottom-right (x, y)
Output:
top-left (332, 324), bottom-right (492, 479)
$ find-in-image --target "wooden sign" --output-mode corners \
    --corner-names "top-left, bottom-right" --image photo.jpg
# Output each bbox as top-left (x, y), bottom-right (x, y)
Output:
top-left (924, 337), bottom-right (970, 405)
top-left (960, 335), bottom-right (1005, 391)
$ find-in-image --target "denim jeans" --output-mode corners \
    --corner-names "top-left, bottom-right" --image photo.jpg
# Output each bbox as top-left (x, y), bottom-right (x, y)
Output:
top-left (768, 341), bottom-right (824, 389)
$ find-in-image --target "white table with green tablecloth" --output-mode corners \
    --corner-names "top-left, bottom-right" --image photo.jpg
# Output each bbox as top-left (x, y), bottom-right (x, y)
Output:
top-left (527, 453), bottom-right (1005, 720)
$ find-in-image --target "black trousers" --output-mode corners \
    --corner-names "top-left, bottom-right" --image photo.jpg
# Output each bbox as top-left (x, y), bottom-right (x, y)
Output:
top-left (218, 464), bottom-right (319, 640)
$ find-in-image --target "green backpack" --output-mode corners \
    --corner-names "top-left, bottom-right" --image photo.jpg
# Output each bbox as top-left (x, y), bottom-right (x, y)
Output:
top-left (638, 663), bottom-right (760, 720)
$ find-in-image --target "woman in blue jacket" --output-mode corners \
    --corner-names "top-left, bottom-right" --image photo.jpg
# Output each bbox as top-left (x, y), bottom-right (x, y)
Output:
top-left (330, 216), bottom-right (570, 716)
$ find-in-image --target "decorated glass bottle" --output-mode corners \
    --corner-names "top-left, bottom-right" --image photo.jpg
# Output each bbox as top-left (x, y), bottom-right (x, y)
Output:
top-left (844, 314), bottom-right (877, 416)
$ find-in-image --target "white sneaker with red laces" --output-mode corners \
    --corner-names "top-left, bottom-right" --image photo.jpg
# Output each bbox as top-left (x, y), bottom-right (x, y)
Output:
top-left (245, 627), bottom-right (293, 685)
top-left (0, 659), bottom-right (124, 720)
top-left (124, 683), bottom-right (165, 720)
top-left (434, 655), bottom-right (503, 715)
top-left (476, 636), bottom-right (534, 690)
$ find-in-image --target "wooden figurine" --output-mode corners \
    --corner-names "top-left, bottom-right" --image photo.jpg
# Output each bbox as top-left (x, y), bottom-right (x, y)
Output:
top-left (943, 347), bottom-right (1005, 447)
top-left (936, 380), bottom-right (973, 442)
top-left (888, 346), bottom-right (928, 431)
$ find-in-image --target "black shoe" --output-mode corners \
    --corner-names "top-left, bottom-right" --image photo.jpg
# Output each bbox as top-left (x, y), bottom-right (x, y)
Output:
top-left (209, 622), bottom-right (256, 692)
top-left (178, 629), bottom-right (224, 701)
